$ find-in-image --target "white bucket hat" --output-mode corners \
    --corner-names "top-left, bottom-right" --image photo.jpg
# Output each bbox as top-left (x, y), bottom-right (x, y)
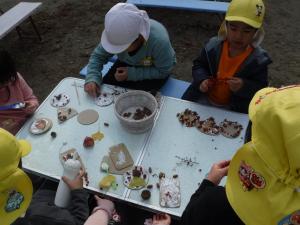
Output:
top-left (101, 3), bottom-right (150, 54)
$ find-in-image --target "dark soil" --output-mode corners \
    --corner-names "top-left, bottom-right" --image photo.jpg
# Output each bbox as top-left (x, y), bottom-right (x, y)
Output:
top-left (0, 0), bottom-right (299, 101)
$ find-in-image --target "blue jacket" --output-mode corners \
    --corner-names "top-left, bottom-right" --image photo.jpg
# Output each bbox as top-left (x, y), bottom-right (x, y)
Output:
top-left (192, 37), bottom-right (272, 113)
top-left (86, 19), bottom-right (176, 86)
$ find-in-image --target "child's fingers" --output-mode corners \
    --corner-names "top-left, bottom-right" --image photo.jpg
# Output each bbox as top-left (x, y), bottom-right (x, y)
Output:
top-left (94, 195), bottom-right (102, 201)
top-left (78, 169), bottom-right (85, 177)
top-left (218, 160), bottom-right (231, 168)
top-left (61, 176), bottom-right (71, 186)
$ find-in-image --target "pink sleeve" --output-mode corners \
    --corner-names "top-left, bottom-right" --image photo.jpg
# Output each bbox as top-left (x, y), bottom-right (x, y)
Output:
top-left (17, 74), bottom-right (39, 111)
top-left (84, 210), bottom-right (109, 225)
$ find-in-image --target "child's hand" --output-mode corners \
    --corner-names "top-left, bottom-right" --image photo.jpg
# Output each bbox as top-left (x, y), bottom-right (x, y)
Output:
top-left (152, 214), bottom-right (171, 225)
top-left (206, 160), bottom-right (231, 185)
top-left (62, 169), bottom-right (85, 190)
top-left (199, 79), bottom-right (211, 92)
top-left (84, 82), bottom-right (101, 97)
top-left (93, 195), bottom-right (115, 218)
top-left (24, 101), bottom-right (38, 113)
top-left (115, 67), bottom-right (128, 81)
top-left (227, 77), bottom-right (243, 92)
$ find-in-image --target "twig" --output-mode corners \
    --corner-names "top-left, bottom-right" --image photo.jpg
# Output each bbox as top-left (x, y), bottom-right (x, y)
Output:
top-left (74, 81), bottom-right (81, 105)
top-left (175, 155), bottom-right (199, 167)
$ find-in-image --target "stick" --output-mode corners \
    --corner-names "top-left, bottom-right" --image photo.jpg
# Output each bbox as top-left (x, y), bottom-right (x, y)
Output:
top-left (74, 81), bottom-right (81, 105)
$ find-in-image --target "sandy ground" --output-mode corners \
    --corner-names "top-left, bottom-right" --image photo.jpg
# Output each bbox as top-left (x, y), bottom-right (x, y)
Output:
top-left (1, 0), bottom-right (299, 101)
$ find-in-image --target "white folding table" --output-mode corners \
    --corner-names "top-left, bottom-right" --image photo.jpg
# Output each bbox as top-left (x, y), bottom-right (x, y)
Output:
top-left (16, 77), bottom-right (249, 217)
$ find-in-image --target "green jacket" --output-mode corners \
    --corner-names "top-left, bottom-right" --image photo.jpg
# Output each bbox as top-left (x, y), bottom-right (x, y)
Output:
top-left (86, 19), bottom-right (176, 86)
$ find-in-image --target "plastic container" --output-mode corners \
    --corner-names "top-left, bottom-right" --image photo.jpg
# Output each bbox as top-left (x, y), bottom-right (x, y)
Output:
top-left (114, 90), bottom-right (158, 133)
top-left (54, 158), bottom-right (81, 208)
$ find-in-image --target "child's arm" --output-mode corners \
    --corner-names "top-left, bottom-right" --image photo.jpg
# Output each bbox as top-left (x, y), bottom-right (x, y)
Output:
top-left (69, 189), bottom-right (90, 225)
top-left (17, 74), bottom-right (39, 113)
top-left (62, 171), bottom-right (90, 225)
top-left (234, 66), bottom-right (268, 98)
top-left (84, 209), bottom-right (109, 225)
top-left (84, 196), bottom-right (115, 225)
top-left (86, 44), bottom-right (114, 86)
top-left (191, 48), bottom-right (212, 89)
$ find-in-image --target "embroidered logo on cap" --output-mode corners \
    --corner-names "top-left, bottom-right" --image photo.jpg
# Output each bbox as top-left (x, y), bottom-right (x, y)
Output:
top-left (5, 190), bottom-right (24, 212)
top-left (255, 4), bottom-right (263, 17)
top-left (238, 161), bottom-right (266, 191)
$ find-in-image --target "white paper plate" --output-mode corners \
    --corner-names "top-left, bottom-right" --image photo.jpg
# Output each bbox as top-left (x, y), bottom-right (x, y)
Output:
top-left (50, 93), bottom-right (70, 107)
top-left (29, 118), bottom-right (52, 135)
top-left (94, 92), bottom-right (114, 107)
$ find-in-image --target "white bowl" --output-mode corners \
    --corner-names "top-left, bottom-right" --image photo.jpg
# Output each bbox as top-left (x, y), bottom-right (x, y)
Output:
top-left (114, 90), bottom-right (158, 133)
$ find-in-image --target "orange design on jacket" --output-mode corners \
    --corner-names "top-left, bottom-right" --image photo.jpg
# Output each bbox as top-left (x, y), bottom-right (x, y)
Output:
top-left (208, 40), bottom-right (253, 105)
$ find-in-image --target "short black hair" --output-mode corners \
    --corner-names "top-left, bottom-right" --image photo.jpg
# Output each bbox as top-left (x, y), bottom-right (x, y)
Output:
top-left (0, 50), bottom-right (17, 84)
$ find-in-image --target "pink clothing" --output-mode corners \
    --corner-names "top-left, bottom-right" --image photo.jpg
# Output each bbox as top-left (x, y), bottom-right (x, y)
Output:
top-left (0, 73), bottom-right (39, 135)
top-left (84, 210), bottom-right (109, 225)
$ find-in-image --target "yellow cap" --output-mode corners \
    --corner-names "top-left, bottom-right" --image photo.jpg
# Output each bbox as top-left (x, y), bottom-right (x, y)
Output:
top-left (226, 86), bottom-right (300, 225)
top-left (225, 0), bottom-right (265, 28)
top-left (0, 128), bottom-right (33, 225)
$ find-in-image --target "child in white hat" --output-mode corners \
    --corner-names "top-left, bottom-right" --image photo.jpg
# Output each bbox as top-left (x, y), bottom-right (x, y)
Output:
top-left (182, 0), bottom-right (272, 113)
top-left (84, 3), bottom-right (176, 97)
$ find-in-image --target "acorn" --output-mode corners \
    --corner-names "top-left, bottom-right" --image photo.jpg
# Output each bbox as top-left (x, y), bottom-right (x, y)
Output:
top-left (50, 131), bottom-right (57, 138)
top-left (141, 189), bottom-right (151, 200)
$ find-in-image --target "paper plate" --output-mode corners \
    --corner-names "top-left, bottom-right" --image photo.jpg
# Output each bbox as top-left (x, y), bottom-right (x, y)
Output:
top-left (29, 118), bottom-right (52, 135)
top-left (50, 93), bottom-right (70, 107)
top-left (95, 92), bottom-right (114, 107)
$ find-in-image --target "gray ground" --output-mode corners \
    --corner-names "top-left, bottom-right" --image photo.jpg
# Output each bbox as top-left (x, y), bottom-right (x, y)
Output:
top-left (1, 0), bottom-right (299, 101)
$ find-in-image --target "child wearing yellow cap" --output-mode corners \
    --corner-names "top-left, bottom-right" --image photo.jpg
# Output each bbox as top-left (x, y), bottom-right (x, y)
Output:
top-left (153, 85), bottom-right (300, 225)
top-left (0, 128), bottom-right (90, 225)
top-left (0, 126), bottom-right (118, 225)
top-left (182, 0), bottom-right (272, 113)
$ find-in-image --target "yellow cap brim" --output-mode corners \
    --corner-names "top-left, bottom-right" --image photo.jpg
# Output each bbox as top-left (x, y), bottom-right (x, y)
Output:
top-left (226, 16), bottom-right (261, 29)
top-left (0, 169), bottom-right (33, 225)
top-left (18, 140), bottom-right (31, 157)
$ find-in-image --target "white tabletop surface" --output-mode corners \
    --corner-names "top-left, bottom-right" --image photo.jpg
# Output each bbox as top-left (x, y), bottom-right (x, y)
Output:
top-left (126, 97), bottom-right (249, 216)
top-left (17, 77), bottom-right (249, 216)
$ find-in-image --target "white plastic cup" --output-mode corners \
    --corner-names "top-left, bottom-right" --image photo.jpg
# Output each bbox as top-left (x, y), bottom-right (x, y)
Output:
top-left (54, 159), bottom-right (81, 207)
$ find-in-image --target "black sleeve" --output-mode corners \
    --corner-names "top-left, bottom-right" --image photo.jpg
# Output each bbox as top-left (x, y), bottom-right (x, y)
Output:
top-left (181, 179), bottom-right (215, 220)
top-left (19, 189), bottom-right (89, 225)
top-left (191, 48), bottom-right (212, 89)
top-left (180, 180), bottom-right (244, 225)
top-left (190, 179), bottom-right (216, 200)
top-left (235, 66), bottom-right (268, 99)
top-left (69, 189), bottom-right (90, 225)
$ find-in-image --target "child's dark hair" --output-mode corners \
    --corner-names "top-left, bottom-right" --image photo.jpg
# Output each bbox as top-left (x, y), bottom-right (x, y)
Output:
top-left (0, 50), bottom-right (17, 84)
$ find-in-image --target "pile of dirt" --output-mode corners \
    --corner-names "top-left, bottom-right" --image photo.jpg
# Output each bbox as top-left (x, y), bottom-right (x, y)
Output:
top-left (0, 0), bottom-right (299, 101)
